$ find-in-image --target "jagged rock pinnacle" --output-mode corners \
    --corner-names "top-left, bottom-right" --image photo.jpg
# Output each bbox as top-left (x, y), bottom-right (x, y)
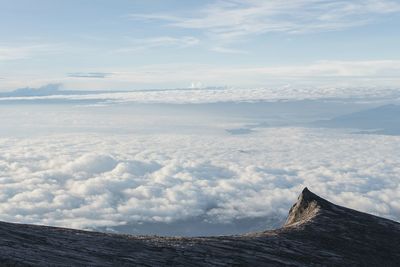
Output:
top-left (284, 187), bottom-right (329, 227)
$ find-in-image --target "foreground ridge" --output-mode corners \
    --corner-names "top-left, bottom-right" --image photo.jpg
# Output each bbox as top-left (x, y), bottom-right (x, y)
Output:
top-left (0, 188), bottom-right (399, 266)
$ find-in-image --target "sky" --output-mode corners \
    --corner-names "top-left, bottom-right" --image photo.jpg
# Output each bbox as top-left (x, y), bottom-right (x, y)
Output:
top-left (1, 0), bottom-right (400, 90)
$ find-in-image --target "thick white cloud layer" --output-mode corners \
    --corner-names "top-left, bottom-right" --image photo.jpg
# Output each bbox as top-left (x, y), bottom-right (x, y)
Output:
top-left (0, 128), bottom-right (399, 230)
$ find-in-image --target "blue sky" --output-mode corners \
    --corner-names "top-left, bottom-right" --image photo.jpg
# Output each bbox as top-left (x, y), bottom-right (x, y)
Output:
top-left (1, 0), bottom-right (400, 90)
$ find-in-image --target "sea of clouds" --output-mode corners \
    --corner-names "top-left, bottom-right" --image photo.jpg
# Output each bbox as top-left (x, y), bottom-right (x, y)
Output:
top-left (2, 86), bottom-right (400, 104)
top-left (0, 128), bottom-right (399, 231)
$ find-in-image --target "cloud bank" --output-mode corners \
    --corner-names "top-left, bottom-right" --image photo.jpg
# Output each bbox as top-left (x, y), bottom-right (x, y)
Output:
top-left (2, 84), bottom-right (400, 105)
top-left (0, 128), bottom-right (399, 231)
top-left (67, 72), bottom-right (113, 79)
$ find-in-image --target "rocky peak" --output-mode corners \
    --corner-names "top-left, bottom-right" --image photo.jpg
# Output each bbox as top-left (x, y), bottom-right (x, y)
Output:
top-left (284, 187), bottom-right (330, 226)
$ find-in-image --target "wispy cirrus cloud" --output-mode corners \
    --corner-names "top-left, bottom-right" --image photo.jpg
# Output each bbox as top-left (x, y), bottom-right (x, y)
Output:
top-left (0, 44), bottom-right (63, 61)
top-left (130, 0), bottom-right (400, 42)
top-left (210, 46), bottom-right (249, 54)
top-left (114, 36), bottom-right (199, 53)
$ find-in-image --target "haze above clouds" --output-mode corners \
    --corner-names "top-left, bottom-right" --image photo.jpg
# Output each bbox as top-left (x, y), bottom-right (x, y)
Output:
top-left (0, 99), bottom-right (399, 235)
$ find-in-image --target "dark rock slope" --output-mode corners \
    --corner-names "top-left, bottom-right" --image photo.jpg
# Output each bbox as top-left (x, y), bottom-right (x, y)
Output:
top-left (0, 188), bottom-right (399, 266)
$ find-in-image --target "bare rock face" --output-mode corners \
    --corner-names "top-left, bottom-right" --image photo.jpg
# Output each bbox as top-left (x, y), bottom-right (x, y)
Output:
top-left (284, 187), bottom-right (321, 226)
top-left (0, 188), bottom-right (399, 266)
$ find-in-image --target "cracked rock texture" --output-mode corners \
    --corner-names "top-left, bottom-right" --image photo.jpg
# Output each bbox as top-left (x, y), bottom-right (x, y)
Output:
top-left (0, 187), bottom-right (399, 266)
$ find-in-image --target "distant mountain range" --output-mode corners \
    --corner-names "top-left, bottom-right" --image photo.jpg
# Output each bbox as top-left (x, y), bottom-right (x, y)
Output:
top-left (0, 84), bottom-right (115, 98)
top-left (0, 188), bottom-right (399, 266)
top-left (314, 104), bottom-right (400, 135)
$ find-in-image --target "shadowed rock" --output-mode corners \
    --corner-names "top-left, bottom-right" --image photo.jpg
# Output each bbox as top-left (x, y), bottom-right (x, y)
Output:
top-left (0, 188), bottom-right (399, 266)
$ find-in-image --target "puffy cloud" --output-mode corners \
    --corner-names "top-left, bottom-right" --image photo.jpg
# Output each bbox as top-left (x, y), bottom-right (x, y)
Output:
top-left (0, 128), bottom-right (399, 233)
